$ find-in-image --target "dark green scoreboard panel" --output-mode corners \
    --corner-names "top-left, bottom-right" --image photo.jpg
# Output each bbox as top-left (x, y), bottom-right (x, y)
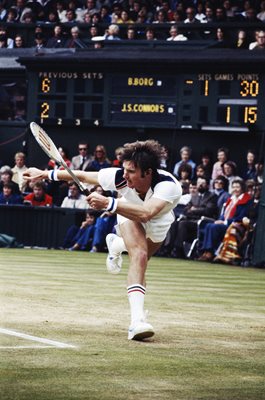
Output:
top-left (28, 70), bottom-right (264, 131)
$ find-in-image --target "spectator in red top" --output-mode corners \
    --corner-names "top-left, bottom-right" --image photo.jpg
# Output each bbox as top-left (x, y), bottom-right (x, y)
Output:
top-left (24, 181), bottom-right (53, 206)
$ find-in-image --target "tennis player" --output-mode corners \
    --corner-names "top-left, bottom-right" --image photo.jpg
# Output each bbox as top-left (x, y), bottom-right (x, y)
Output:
top-left (24, 140), bottom-right (182, 341)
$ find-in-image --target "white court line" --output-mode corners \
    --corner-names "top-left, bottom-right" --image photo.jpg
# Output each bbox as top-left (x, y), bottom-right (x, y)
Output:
top-left (0, 328), bottom-right (77, 349)
top-left (0, 346), bottom-right (59, 349)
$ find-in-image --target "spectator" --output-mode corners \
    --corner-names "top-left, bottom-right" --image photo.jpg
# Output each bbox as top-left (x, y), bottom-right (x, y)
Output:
top-left (71, 142), bottom-right (93, 171)
top-left (200, 152), bottom-right (212, 180)
top-left (105, 23), bottom-right (121, 40)
top-left (24, 181), bottom-right (53, 206)
top-left (249, 30), bottom-right (260, 50)
top-left (211, 147), bottom-right (229, 181)
top-left (90, 144), bottom-right (112, 171)
top-left (11, 152), bottom-right (28, 193)
top-left (233, 29), bottom-right (249, 49)
top-left (60, 181), bottom-right (89, 209)
top-left (173, 146), bottom-right (196, 179)
top-left (46, 24), bottom-right (65, 48)
top-left (222, 161), bottom-right (242, 193)
top-left (66, 26), bottom-right (87, 48)
top-left (251, 31), bottom-right (265, 50)
top-left (112, 146), bottom-right (124, 167)
top-left (178, 162), bottom-right (193, 186)
top-left (167, 24), bottom-right (188, 41)
top-left (65, 9), bottom-right (77, 23)
top-left (33, 32), bottom-right (46, 50)
top-left (100, 5), bottom-right (111, 24)
top-left (116, 9), bottom-right (134, 24)
top-left (65, 210), bottom-right (96, 251)
top-left (212, 175), bottom-right (230, 214)
top-left (0, 166), bottom-right (20, 194)
top-left (171, 177), bottom-right (217, 258)
top-left (6, 8), bottom-right (17, 23)
top-left (198, 179), bottom-right (252, 262)
top-left (257, 1), bottom-right (265, 21)
top-left (56, 0), bottom-right (67, 23)
top-left (0, 182), bottom-right (23, 205)
top-left (145, 27), bottom-right (157, 40)
top-left (160, 145), bottom-right (170, 171)
top-left (14, 34), bottom-right (26, 48)
top-left (242, 150), bottom-right (256, 180)
top-left (48, 146), bottom-right (71, 170)
top-left (0, 26), bottom-right (13, 48)
top-left (88, 23), bottom-right (99, 39)
top-left (125, 25), bottom-right (137, 40)
top-left (255, 162), bottom-right (263, 184)
top-left (0, 1), bottom-right (7, 21)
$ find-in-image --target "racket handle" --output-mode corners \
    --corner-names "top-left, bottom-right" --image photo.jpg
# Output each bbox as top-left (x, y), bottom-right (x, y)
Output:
top-left (83, 188), bottom-right (90, 196)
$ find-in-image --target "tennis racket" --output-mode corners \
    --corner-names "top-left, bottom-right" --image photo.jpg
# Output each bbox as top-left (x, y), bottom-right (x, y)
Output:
top-left (29, 122), bottom-right (90, 195)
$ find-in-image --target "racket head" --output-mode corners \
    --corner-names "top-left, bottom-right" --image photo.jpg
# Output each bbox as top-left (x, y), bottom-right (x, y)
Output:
top-left (30, 122), bottom-right (63, 164)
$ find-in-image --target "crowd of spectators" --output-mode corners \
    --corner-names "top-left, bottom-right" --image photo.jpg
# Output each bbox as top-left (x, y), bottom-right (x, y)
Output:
top-left (0, 141), bottom-right (262, 264)
top-left (0, 1), bottom-right (264, 49)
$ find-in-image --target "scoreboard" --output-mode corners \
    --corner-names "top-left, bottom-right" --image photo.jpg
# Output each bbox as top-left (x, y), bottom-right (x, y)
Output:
top-left (20, 49), bottom-right (265, 132)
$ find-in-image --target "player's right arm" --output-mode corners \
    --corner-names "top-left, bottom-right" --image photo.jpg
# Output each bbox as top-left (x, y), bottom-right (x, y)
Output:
top-left (23, 167), bottom-right (99, 185)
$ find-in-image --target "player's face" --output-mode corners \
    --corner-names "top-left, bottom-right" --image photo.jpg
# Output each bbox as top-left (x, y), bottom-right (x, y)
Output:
top-left (123, 160), bottom-right (146, 189)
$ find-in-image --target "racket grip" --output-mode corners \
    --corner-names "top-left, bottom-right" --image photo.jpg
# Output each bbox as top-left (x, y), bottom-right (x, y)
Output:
top-left (83, 188), bottom-right (90, 196)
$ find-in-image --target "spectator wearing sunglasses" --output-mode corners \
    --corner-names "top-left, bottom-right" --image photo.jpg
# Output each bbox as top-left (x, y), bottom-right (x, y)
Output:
top-left (70, 142), bottom-right (93, 171)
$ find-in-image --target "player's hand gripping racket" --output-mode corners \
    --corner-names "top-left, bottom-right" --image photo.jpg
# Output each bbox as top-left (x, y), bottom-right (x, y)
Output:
top-left (30, 122), bottom-right (89, 195)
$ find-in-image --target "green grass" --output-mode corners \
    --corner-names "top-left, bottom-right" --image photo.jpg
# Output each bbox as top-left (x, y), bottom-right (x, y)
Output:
top-left (0, 249), bottom-right (265, 400)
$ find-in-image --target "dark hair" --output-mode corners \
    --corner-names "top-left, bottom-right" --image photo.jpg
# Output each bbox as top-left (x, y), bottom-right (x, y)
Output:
top-left (178, 162), bottom-right (192, 179)
top-left (232, 178), bottom-right (245, 192)
top-left (121, 140), bottom-right (162, 177)
top-left (214, 175), bottom-right (228, 191)
top-left (222, 160), bottom-right (237, 175)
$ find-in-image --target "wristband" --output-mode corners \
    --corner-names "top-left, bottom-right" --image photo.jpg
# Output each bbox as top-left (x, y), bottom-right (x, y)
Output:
top-left (106, 197), bottom-right (118, 213)
top-left (48, 169), bottom-right (59, 181)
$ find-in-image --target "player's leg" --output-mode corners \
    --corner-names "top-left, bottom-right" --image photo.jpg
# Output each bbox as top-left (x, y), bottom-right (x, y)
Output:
top-left (119, 220), bottom-right (157, 340)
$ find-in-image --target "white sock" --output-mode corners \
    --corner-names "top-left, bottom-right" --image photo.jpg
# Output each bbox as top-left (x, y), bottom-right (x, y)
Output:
top-left (127, 284), bottom-right (146, 325)
top-left (111, 235), bottom-right (127, 255)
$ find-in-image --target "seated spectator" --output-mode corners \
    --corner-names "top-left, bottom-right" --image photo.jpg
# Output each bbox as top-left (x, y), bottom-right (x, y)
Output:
top-left (14, 35), bottom-right (26, 48)
top-left (0, 26), bottom-right (13, 48)
top-left (66, 25), bottom-right (87, 48)
top-left (0, 1), bottom-right (7, 22)
top-left (71, 142), bottom-right (93, 171)
top-left (251, 31), bottom-right (265, 50)
top-left (200, 152), bottom-right (213, 180)
top-left (6, 8), bottom-right (17, 23)
top-left (116, 9), bottom-right (134, 24)
top-left (0, 166), bottom-right (20, 194)
top-left (242, 149), bottom-right (256, 180)
top-left (33, 32), bottom-right (46, 50)
top-left (173, 146), bottom-right (196, 179)
top-left (222, 161), bottom-right (242, 193)
top-left (48, 146), bottom-right (71, 170)
top-left (178, 162), bottom-right (193, 186)
top-left (125, 25), bottom-right (137, 40)
top-left (46, 24), bottom-right (66, 48)
top-left (11, 152), bottom-right (28, 193)
top-left (257, 1), bottom-right (265, 21)
top-left (145, 27), bottom-right (157, 40)
top-left (167, 25), bottom-right (188, 41)
top-left (100, 6), bottom-right (111, 24)
top-left (65, 210), bottom-right (96, 251)
top-left (0, 182), bottom-right (23, 205)
top-left (211, 147), bottom-right (229, 181)
top-left (112, 146), bottom-right (124, 167)
top-left (24, 181), bottom-right (53, 206)
top-left (255, 162), bottom-right (263, 184)
top-left (90, 145), bottom-right (112, 171)
top-left (196, 164), bottom-right (207, 179)
top-left (105, 24), bottom-right (121, 40)
top-left (56, 0), bottom-right (67, 23)
top-left (65, 9), bottom-right (77, 23)
top-left (60, 181), bottom-right (89, 209)
top-left (160, 145), bottom-right (170, 171)
top-left (249, 30), bottom-right (260, 50)
top-left (212, 175), bottom-right (230, 214)
top-left (233, 29), bottom-right (249, 49)
top-left (197, 179), bottom-right (252, 262)
top-left (171, 177), bottom-right (218, 258)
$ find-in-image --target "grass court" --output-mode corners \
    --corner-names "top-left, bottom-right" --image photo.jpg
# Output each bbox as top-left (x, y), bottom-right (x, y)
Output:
top-left (1, 248), bottom-right (265, 400)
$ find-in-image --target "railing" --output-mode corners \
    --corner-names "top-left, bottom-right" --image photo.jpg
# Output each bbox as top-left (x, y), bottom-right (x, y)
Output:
top-left (0, 205), bottom-right (87, 248)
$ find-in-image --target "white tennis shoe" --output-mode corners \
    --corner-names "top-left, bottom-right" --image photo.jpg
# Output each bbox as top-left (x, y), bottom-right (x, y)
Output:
top-left (128, 320), bottom-right (155, 341)
top-left (106, 233), bottom-right (122, 274)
